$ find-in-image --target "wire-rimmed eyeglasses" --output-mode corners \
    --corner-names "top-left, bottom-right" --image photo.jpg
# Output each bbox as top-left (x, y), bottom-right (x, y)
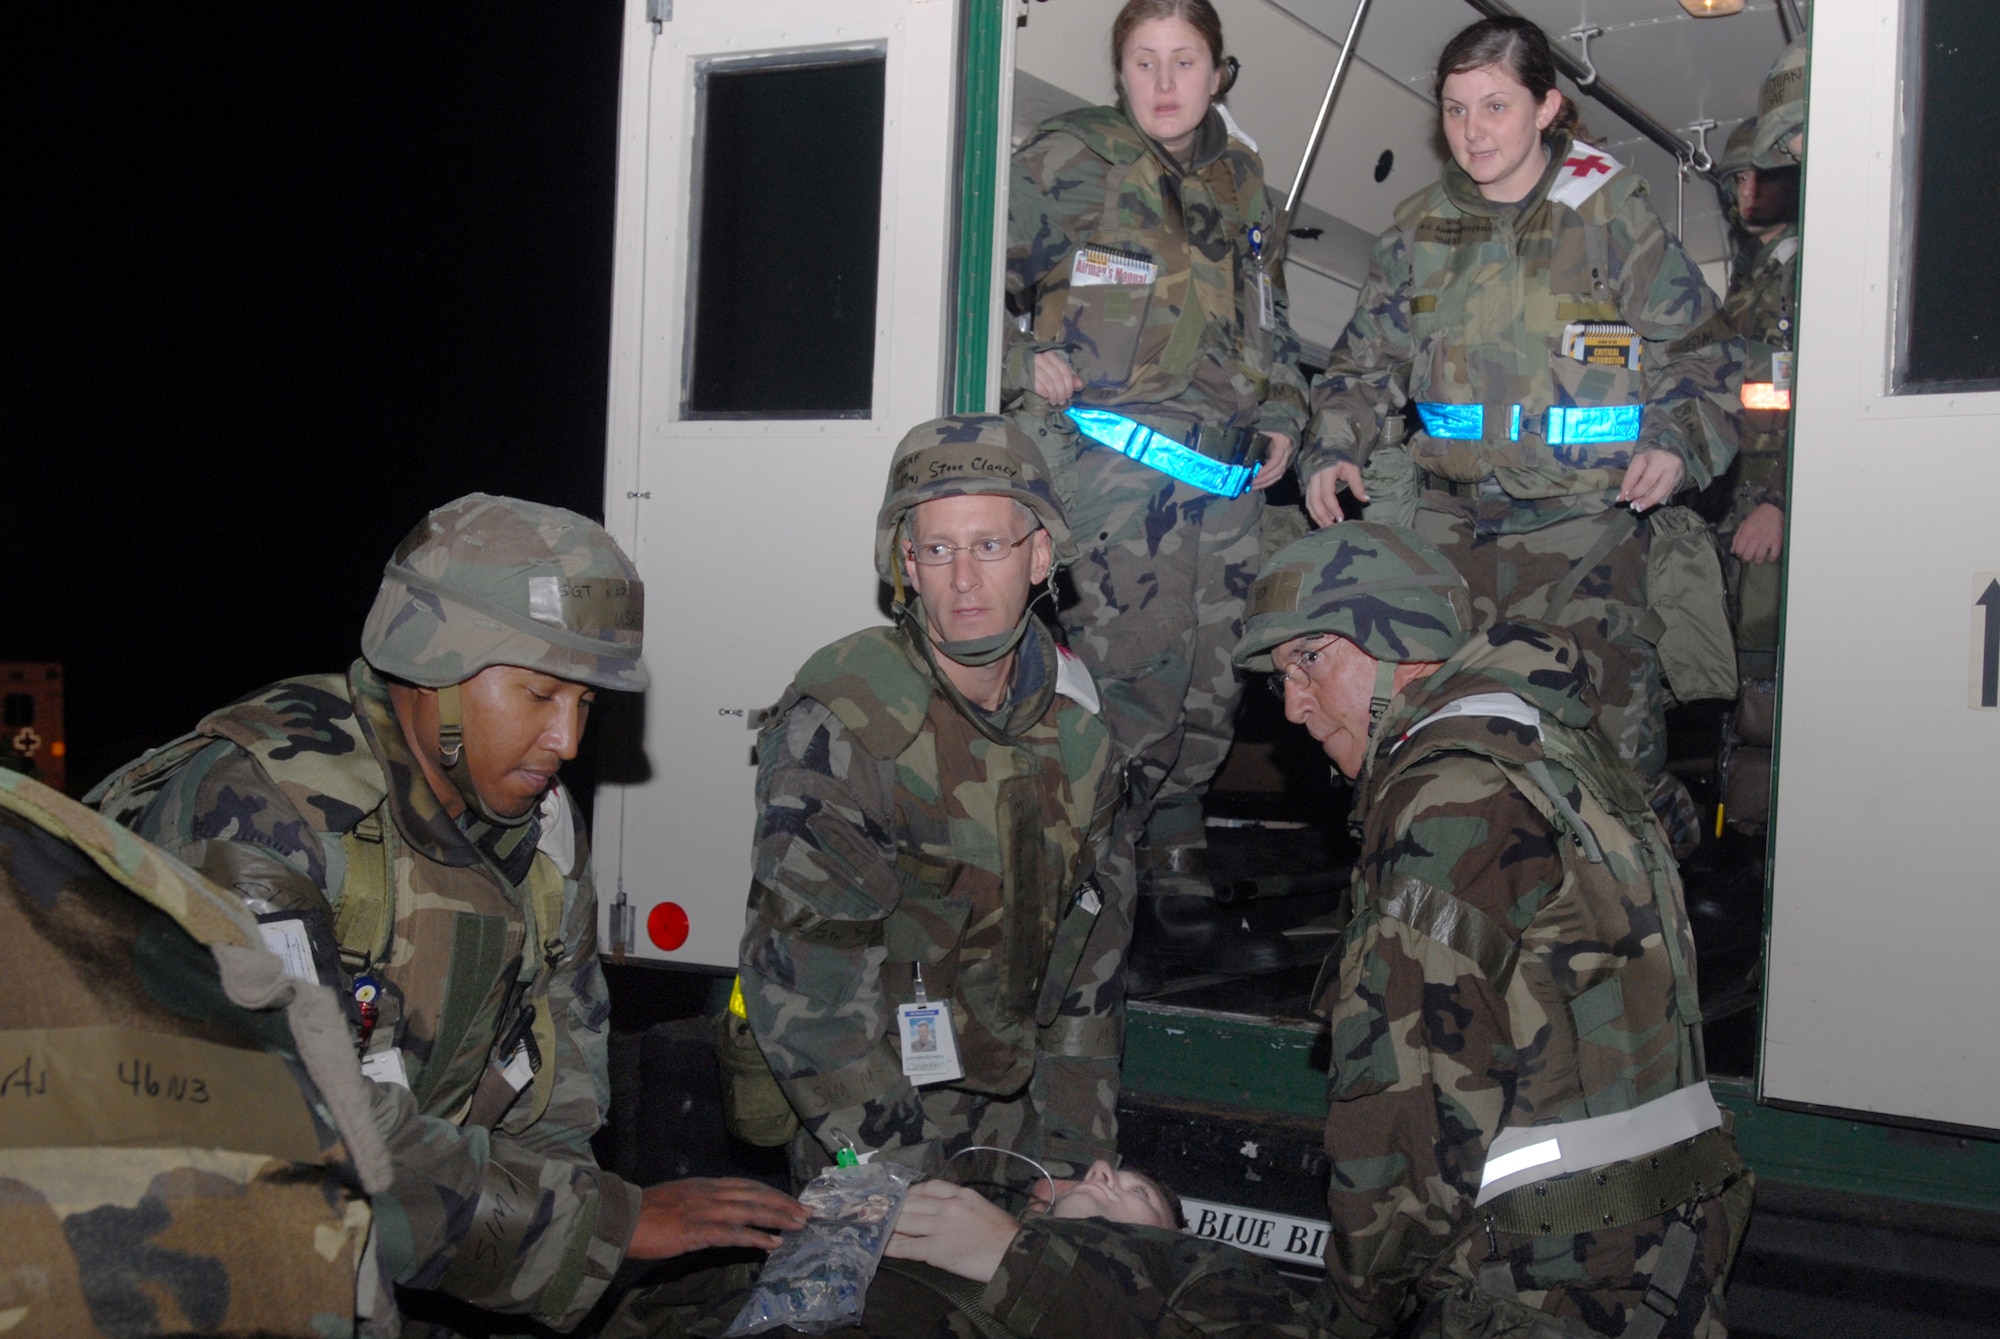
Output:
top-left (906, 532), bottom-right (1037, 566)
top-left (1265, 635), bottom-right (1336, 701)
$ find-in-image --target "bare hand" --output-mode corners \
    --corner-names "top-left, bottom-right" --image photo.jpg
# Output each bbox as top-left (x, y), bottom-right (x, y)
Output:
top-left (626, 1177), bottom-right (809, 1260)
top-left (1618, 450), bottom-right (1686, 512)
top-left (1032, 351), bottom-right (1084, 407)
top-left (1730, 502), bottom-right (1785, 564)
top-left (1305, 460), bottom-right (1369, 525)
top-left (1251, 433), bottom-right (1296, 490)
top-left (883, 1180), bottom-right (1021, 1284)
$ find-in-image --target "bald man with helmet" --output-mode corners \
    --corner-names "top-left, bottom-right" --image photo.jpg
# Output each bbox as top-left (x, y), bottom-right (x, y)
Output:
top-left (736, 416), bottom-right (1128, 1195)
top-left (90, 494), bottom-right (804, 1332)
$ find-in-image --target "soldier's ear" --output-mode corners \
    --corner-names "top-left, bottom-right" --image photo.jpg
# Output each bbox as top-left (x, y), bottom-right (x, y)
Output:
top-left (1028, 530), bottom-right (1055, 586)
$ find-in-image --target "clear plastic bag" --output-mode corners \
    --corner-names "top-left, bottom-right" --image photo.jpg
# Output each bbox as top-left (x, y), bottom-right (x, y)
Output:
top-left (722, 1160), bottom-right (917, 1336)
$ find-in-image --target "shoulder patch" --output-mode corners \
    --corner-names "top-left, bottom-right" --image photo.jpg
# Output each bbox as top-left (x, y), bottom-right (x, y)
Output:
top-left (791, 627), bottom-right (934, 760)
top-left (1547, 143), bottom-right (1625, 211)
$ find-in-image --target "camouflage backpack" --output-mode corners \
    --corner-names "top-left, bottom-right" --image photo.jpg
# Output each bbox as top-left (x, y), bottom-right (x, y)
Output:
top-left (0, 770), bottom-right (393, 1337)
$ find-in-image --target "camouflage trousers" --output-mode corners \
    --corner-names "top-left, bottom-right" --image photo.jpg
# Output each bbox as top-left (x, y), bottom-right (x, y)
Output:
top-left (1056, 441), bottom-right (1263, 902)
top-left (1412, 496), bottom-right (1666, 780)
top-left (1718, 457), bottom-right (1783, 677)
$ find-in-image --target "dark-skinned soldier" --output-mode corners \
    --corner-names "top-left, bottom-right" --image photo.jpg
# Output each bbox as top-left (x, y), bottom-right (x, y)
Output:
top-left (90, 495), bottom-right (805, 1332)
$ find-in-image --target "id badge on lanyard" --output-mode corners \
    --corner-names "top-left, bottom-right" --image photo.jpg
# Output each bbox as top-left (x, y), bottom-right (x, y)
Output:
top-left (1248, 221), bottom-right (1275, 331)
top-left (896, 964), bottom-right (964, 1085)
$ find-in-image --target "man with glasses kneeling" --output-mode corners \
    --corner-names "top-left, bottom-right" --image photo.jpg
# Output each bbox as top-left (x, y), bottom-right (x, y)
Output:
top-left (736, 416), bottom-right (1129, 1198)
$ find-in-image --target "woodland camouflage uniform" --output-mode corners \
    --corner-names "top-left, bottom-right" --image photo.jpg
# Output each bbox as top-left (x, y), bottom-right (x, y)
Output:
top-left (739, 419), bottom-right (1127, 1191)
top-left (87, 495), bottom-right (648, 1331)
top-left (1304, 133), bottom-right (1743, 784)
top-left (1717, 221), bottom-right (1797, 670)
top-left (0, 769), bottom-right (394, 1337)
top-left (1006, 104), bottom-right (1308, 899)
top-left (966, 527), bottom-right (1750, 1338)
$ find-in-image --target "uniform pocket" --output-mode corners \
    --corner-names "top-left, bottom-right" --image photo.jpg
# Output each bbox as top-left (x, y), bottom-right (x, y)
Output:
top-left (1061, 244), bottom-right (1157, 389)
top-left (1323, 913), bottom-right (1400, 1103)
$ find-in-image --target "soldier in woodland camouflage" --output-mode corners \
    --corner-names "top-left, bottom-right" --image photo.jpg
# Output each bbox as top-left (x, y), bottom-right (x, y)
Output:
top-left (1716, 111), bottom-right (1800, 676)
top-left (88, 494), bottom-right (804, 1332)
top-left (738, 417), bottom-right (1127, 1194)
top-left (1, 769), bottom-right (392, 1337)
top-left (924, 524), bottom-right (1751, 1337)
top-left (1006, 0), bottom-right (1310, 987)
top-left (1301, 17), bottom-right (1742, 855)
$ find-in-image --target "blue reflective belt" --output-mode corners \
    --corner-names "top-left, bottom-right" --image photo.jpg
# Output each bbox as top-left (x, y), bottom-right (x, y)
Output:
top-left (1064, 407), bottom-right (1255, 498)
top-left (1416, 403), bottom-right (1641, 446)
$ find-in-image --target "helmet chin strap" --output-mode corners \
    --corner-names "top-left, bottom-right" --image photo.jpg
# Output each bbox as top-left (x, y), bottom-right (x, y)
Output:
top-left (1363, 657), bottom-right (1400, 756)
top-left (434, 682), bottom-right (536, 829)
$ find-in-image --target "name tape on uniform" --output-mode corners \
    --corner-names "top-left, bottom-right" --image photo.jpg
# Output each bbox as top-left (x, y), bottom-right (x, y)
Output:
top-left (1180, 1198), bottom-right (1331, 1269)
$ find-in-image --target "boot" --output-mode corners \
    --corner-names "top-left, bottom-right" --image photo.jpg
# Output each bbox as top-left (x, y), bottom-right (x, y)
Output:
top-left (1125, 893), bottom-right (1294, 998)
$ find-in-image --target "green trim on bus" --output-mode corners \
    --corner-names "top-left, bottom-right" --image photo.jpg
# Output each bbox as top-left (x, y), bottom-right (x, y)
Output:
top-left (1123, 1004), bottom-right (2000, 1214)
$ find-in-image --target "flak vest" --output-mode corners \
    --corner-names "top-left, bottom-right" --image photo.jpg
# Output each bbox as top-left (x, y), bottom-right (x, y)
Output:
top-left (1351, 687), bottom-right (1707, 1116)
top-left (762, 627), bottom-right (1120, 1096)
top-left (1026, 106), bottom-right (1276, 430)
top-left (1725, 228), bottom-right (1799, 487)
top-left (90, 668), bottom-right (572, 1134)
top-left (0, 769), bottom-right (395, 1337)
top-left (1399, 139), bottom-right (1683, 501)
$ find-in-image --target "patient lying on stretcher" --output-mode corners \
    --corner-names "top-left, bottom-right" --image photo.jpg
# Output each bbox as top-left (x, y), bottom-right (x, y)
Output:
top-left (601, 1160), bottom-right (1185, 1337)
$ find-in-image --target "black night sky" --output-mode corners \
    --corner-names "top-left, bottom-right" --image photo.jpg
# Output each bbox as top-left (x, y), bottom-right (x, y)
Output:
top-left (12, 4), bottom-right (627, 791)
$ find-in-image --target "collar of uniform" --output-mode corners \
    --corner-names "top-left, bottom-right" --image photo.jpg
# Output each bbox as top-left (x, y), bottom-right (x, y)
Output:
top-left (347, 659), bottom-right (541, 880)
top-left (1440, 129), bottom-right (1574, 218)
top-left (1353, 620), bottom-right (1598, 819)
top-left (1141, 105), bottom-right (1227, 176)
top-left (899, 612), bottom-right (1060, 747)
top-left (1756, 222), bottom-right (1799, 267)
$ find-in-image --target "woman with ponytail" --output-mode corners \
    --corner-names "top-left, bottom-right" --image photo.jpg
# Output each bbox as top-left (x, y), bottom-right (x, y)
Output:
top-left (1005, 0), bottom-right (1309, 989)
top-left (1299, 16), bottom-right (1743, 855)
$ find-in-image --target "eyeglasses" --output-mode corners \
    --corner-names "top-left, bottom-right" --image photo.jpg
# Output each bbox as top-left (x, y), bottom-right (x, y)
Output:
top-left (1266, 636), bottom-right (1336, 701)
top-left (906, 532), bottom-right (1037, 567)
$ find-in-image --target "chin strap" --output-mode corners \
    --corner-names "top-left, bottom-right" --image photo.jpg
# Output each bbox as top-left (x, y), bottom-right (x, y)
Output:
top-left (1368, 659), bottom-right (1399, 727)
top-left (896, 594), bottom-right (1034, 668)
top-left (434, 681), bottom-right (535, 829)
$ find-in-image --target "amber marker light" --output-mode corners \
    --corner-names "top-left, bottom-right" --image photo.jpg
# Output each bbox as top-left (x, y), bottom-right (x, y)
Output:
top-left (1677, 0), bottom-right (1745, 14)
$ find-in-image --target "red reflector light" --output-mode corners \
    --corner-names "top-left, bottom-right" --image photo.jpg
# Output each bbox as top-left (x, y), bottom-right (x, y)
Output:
top-left (647, 901), bottom-right (691, 951)
top-left (1741, 382), bottom-right (1791, 411)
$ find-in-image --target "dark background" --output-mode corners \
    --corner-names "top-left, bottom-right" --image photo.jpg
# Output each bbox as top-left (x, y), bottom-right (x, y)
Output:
top-left (1904, 0), bottom-right (2000, 388)
top-left (10, 4), bottom-right (627, 792)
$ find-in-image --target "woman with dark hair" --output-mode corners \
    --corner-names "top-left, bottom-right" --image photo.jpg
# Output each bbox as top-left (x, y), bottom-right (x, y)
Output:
top-left (1300, 15), bottom-right (1743, 854)
top-left (1006, 0), bottom-right (1310, 990)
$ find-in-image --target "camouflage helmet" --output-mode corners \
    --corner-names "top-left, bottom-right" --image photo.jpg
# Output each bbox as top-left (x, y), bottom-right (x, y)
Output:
top-left (362, 493), bottom-right (648, 692)
top-left (1752, 37), bottom-right (1807, 169)
top-left (874, 415), bottom-right (1076, 584)
top-left (1719, 117), bottom-right (1758, 182)
top-left (1233, 522), bottom-right (1474, 672)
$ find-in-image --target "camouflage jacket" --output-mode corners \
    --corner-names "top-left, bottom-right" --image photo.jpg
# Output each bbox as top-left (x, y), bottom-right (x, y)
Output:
top-left (1721, 225), bottom-right (1798, 511)
top-left (87, 661), bottom-right (636, 1331)
top-left (1007, 105), bottom-right (1309, 443)
top-left (1, 768), bottom-right (394, 1337)
top-left (1305, 136), bottom-right (1742, 531)
top-left (976, 625), bottom-right (1723, 1339)
top-left (739, 620), bottom-right (1124, 1179)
